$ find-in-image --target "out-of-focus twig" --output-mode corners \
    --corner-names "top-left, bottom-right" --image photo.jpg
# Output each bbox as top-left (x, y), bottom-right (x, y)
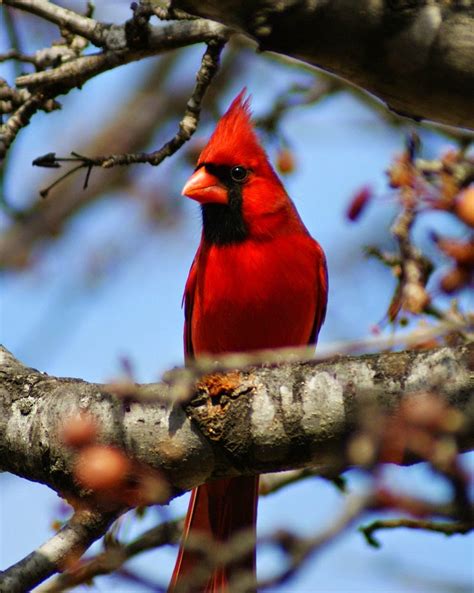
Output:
top-left (259, 467), bottom-right (346, 496)
top-left (360, 516), bottom-right (474, 548)
top-left (255, 77), bottom-right (342, 133)
top-left (253, 494), bottom-right (373, 592)
top-left (389, 136), bottom-right (433, 317)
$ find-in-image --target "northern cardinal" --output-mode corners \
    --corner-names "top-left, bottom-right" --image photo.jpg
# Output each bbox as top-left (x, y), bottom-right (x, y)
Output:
top-left (169, 91), bottom-right (328, 592)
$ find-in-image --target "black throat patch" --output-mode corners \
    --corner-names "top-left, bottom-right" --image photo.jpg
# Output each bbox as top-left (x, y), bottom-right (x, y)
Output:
top-left (200, 165), bottom-right (248, 246)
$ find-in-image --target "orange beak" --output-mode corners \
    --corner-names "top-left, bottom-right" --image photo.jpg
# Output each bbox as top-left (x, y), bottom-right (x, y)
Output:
top-left (181, 167), bottom-right (228, 204)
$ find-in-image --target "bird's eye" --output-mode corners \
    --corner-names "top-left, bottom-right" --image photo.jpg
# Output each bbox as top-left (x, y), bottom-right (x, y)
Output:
top-left (230, 166), bottom-right (248, 182)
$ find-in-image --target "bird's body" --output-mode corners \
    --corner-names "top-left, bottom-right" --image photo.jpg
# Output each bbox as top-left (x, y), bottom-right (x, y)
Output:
top-left (187, 230), bottom-right (324, 355)
top-left (169, 91), bottom-right (328, 593)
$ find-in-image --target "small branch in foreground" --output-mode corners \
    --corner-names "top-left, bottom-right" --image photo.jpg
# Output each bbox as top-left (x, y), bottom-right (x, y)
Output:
top-left (34, 517), bottom-right (183, 593)
top-left (360, 517), bottom-right (474, 548)
top-left (0, 509), bottom-right (119, 593)
top-left (32, 38), bottom-right (227, 197)
top-left (37, 466), bottom-right (344, 591)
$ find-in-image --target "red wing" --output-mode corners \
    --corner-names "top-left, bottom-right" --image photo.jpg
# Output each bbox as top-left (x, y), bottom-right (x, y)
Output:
top-left (182, 252), bottom-right (199, 360)
top-left (308, 244), bottom-right (328, 346)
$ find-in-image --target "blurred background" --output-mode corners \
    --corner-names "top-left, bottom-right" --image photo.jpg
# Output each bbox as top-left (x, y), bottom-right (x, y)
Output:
top-left (1, 2), bottom-right (472, 592)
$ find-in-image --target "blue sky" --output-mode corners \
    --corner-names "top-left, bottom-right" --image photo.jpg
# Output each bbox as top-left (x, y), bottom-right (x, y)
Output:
top-left (1, 3), bottom-right (472, 591)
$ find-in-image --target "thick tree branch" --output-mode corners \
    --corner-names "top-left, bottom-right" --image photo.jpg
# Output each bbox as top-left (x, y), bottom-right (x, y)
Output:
top-left (0, 343), bottom-right (472, 591)
top-left (172, 0), bottom-right (474, 130)
top-left (0, 343), bottom-right (472, 500)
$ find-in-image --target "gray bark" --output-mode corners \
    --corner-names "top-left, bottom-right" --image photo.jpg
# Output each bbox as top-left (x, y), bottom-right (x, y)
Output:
top-left (1, 343), bottom-right (472, 502)
top-left (0, 510), bottom-right (116, 593)
top-left (172, 0), bottom-right (474, 130)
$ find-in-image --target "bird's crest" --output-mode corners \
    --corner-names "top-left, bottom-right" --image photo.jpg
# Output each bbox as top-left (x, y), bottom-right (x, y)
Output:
top-left (198, 89), bottom-right (268, 168)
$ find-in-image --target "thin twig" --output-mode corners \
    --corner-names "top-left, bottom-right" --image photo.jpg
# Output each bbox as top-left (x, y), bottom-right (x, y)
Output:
top-left (153, 318), bottom-right (472, 405)
top-left (98, 37), bottom-right (227, 168)
top-left (0, 49), bottom-right (38, 65)
top-left (0, 46), bottom-right (240, 266)
top-left (259, 468), bottom-right (346, 495)
top-left (256, 77), bottom-right (342, 133)
top-left (360, 517), bottom-right (474, 548)
top-left (1, 0), bottom-right (231, 164)
top-left (100, 317), bottom-right (472, 406)
top-left (33, 37), bottom-right (227, 196)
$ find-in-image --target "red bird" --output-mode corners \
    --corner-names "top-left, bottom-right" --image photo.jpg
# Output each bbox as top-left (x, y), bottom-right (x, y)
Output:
top-left (169, 91), bottom-right (328, 593)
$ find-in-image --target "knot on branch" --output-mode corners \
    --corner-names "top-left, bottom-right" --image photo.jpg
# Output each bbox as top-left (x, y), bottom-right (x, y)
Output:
top-left (186, 372), bottom-right (254, 442)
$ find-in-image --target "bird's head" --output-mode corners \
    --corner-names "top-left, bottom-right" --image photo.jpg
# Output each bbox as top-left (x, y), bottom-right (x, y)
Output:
top-left (181, 91), bottom-right (293, 244)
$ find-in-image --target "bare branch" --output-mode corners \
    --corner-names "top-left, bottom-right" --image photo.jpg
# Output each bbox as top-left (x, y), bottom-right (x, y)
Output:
top-left (0, 2), bottom-right (231, 162)
top-left (0, 45), bottom-right (240, 268)
top-left (172, 0), bottom-right (474, 130)
top-left (32, 36), bottom-right (226, 181)
top-left (0, 49), bottom-right (37, 65)
top-left (0, 340), bottom-right (471, 591)
top-left (0, 90), bottom-right (59, 159)
top-left (34, 518), bottom-right (183, 593)
top-left (360, 516), bottom-right (474, 548)
top-left (0, 509), bottom-right (118, 593)
top-left (27, 491), bottom-right (474, 592)
top-left (0, 343), bottom-right (472, 499)
top-left (13, 20), bottom-right (230, 91)
top-left (256, 494), bottom-right (372, 592)
top-left (3, 0), bottom-right (112, 48)
top-left (14, 492), bottom-right (367, 593)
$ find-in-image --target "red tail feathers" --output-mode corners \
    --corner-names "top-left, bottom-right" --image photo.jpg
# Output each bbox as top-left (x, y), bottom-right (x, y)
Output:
top-left (169, 476), bottom-right (259, 593)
